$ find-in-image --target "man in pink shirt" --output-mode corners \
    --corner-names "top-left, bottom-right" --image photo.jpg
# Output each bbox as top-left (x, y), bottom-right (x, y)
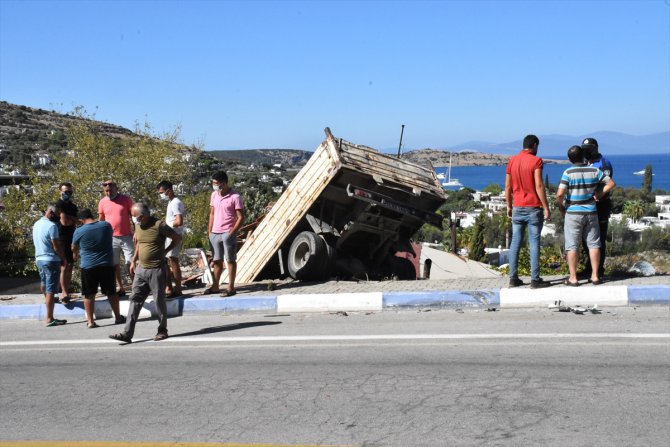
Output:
top-left (98, 179), bottom-right (134, 296)
top-left (207, 171), bottom-right (244, 296)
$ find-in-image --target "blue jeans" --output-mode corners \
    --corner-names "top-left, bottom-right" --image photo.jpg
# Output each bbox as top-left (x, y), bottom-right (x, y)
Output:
top-left (508, 207), bottom-right (544, 281)
top-left (36, 260), bottom-right (61, 294)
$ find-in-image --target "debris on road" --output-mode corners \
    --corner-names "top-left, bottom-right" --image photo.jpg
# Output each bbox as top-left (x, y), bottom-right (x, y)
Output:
top-left (549, 300), bottom-right (602, 315)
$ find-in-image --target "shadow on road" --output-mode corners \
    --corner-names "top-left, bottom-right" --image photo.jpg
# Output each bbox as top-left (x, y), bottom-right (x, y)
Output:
top-left (170, 321), bottom-right (282, 338)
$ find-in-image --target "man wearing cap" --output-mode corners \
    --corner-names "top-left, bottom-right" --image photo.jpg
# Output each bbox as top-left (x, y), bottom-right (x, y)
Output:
top-left (581, 137), bottom-right (614, 278)
top-left (72, 209), bottom-right (126, 329)
top-left (557, 145), bottom-right (616, 286)
top-left (505, 135), bottom-right (551, 289)
top-left (109, 202), bottom-right (181, 344)
top-left (56, 182), bottom-right (78, 303)
top-left (98, 180), bottom-right (134, 296)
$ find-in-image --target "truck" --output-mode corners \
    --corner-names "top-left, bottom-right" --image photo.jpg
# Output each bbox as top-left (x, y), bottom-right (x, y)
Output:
top-left (234, 128), bottom-right (448, 283)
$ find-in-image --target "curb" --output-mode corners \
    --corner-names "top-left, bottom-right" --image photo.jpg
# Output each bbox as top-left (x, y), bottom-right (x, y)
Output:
top-left (0, 285), bottom-right (667, 320)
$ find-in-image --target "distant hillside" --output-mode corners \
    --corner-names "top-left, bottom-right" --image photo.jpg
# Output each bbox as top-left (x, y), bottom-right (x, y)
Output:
top-left (0, 101), bottom-right (222, 173)
top-left (444, 131), bottom-right (670, 156)
top-left (402, 149), bottom-right (567, 167)
top-left (208, 149), bottom-right (312, 168)
top-left (0, 101), bottom-right (133, 159)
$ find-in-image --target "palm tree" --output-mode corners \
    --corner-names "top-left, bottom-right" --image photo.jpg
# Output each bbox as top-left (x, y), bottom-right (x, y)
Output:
top-left (623, 200), bottom-right (645, 223)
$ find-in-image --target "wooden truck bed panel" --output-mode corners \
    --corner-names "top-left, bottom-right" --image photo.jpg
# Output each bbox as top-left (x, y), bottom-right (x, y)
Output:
top-left (336, 139), bottom-right (444, 196)
top-left (235, 138), bottom-right (341, 283)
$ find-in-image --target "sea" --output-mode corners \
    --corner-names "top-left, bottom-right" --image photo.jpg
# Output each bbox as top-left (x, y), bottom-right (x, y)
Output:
top-left (435, 153), bottom-right (670, 192)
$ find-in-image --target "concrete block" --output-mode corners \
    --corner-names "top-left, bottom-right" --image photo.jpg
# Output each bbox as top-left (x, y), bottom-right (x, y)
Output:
top-left (180, 296), bottom-right (277, 314)
top-left (277, 292), bottom-right (382, 313)
top-left (500, 285), bottom-right (628, 308)
top-left (383, 290), bottom-right (499, 309)
top-left (628, 285), bottom-right (670, 305)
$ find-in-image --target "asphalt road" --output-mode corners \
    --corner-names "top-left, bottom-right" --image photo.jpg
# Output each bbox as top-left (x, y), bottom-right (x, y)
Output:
top-left (1, 308), bottom-right (669, 447)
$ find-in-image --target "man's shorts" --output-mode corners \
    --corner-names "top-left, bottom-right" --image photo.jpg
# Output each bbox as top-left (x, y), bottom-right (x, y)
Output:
top-left (60, 225), bottom-right (75, 263)
top-left (81, 265), bottom-right (116, 297)
top-left (564, 213), bottom-right (600, 251)
top-left (112, 235), bottom-right (135, 265)
top-left (36, 260), bottom-right (61, 294)
top-left (209, 232), bottom-right (237, 263)
top-left (165, 237), bottom-right (183, 259)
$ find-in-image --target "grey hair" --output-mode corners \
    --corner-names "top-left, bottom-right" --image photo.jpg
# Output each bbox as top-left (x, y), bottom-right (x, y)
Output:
top-left (46, 203), bottom-right (59, 214)
top-left (131, 202), bottom-right (151, 216)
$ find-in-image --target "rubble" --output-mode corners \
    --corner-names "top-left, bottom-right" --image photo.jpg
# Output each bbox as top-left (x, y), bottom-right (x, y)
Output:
top-left (548, 300), bottom-right (602, 315)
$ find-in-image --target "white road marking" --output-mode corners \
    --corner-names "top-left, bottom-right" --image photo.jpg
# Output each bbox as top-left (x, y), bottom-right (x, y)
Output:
top-left (1, 333), bottom-right (669, 347)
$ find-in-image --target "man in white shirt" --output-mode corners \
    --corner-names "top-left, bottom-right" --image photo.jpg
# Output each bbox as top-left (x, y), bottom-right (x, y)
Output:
top-left (157, 181), bottom-right (185, 297)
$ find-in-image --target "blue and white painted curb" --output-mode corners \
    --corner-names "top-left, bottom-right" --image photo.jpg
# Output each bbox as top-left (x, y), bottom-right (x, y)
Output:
top-left (0, 285), bottom-right (667, 320)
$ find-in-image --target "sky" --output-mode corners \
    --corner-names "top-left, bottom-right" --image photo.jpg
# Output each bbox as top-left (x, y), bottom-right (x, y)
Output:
top-left (1, 0), bottom-right (669, 152)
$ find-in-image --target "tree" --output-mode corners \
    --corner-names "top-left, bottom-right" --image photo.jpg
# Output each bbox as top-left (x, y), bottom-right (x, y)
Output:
top-left (623, 200), bottom-right (645, 223)
top-left (469, 212), bottom-right (487, 262)
top-left (642, 164), bottom-right (653, 195)
top-left (0, 110), bottom-right (193, 275)
top-left (482, 183), bottom-right (502, 195)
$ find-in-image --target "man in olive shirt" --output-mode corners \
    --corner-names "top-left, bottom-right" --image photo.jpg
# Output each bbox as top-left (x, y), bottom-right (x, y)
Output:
top-left (109, 203), bottom-right (181, 344)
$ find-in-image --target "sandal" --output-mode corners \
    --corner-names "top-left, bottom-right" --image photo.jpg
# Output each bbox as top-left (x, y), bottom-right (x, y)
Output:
top-left (46, 319), bottom-right (67, 327)
top-left (221, 289), bottom-right (237, 297)
top-left (109, 332), bottom-right (132, 343)
top-left (115, 316), bottom-right (127, 325)
top-left (87, 321), bottom-right (99, 329)
top-left (201, 287), bottom-right (220, 296)
top-left (590, 279), bottom-right (603, 286)
top-left (563, 279), bottom-right (580, 287)
top-left (154, 332), bottom-right (168, 341)
top-left (61, 296), bottom-right (72, 304)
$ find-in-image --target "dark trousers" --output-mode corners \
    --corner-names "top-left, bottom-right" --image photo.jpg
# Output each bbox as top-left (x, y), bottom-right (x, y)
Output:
top-left (124, 264), bottom-right (168, 338)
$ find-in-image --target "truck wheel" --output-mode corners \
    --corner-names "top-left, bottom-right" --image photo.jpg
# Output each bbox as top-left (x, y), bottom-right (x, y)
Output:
top-left (392, 257), bottom-right (417, 280)
top-left (288, 231), bottom-right (328, 280)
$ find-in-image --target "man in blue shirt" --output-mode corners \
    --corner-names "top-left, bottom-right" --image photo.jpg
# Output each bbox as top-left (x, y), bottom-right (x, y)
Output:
top-left (72, 209), bottom-right (126, 328)
top-left (557, 146), bottom-right (616, 286)
top-left (32, 204), bottom-right (68, 327)
top-left (581, 137), bottom-right (614, 278)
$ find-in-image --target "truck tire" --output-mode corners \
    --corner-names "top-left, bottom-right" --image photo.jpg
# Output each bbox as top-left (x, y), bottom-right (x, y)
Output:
top-left (288, 231), bottom-right (329, 280)
top-left (392, 257), bottom-right (417, 280)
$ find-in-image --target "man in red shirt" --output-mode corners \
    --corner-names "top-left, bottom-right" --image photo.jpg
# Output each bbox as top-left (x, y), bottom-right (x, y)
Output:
top-left (505, 135), bottom-right (550, 289)
top-left (98, 180), bottom-right (135, 296)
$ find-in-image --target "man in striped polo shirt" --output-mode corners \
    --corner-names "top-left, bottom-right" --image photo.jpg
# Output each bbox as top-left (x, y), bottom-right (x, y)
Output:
top-left (556, 145), bottom-right (616, 286)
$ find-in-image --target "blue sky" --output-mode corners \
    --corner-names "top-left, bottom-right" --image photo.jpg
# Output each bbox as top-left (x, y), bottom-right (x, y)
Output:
top-left (1, 0), bottom-right (668, 151)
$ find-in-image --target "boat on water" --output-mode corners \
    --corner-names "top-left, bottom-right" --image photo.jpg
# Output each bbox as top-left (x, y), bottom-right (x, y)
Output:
top-left (436, 172), bottom-right (446, 180)
top-left (441, 153), bottom-right (463, 190)
top-left (633, 170), bottom-right (654, 175)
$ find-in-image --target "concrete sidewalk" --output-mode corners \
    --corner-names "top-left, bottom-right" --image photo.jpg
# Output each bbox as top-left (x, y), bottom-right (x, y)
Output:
top-left (1, 274), bottom-right (668, 321)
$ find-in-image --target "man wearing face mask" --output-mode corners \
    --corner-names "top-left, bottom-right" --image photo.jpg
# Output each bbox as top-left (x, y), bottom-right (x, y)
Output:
top-left (98, 180), bottom-right (134, 297)
top-left (33, 204), bottom-right (68, 327)
top-left (109, 203), bottom-right (181, 344)
top-left (157, 180), bottom-right (185, 297)
top-left (207, 171), bottom-right (244, 297)
top-left (55, 182), bottom-right (78, 303)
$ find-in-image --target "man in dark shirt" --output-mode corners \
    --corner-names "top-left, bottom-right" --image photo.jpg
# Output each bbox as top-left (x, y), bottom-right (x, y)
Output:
top-left (56, 182), bottom-right (78, 303)
top-left (581, 138), bottom-right (614, 278)
top-left (72, 209), bottom-right (126, 329)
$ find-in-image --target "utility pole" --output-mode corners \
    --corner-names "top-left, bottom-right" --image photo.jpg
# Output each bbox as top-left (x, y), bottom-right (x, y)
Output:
top-left (397, 124), bottom-right (405, 158)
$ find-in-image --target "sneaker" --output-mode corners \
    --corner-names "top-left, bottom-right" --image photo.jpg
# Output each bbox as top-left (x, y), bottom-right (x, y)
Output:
top-left (509, 277), bottom-right (524, 288)
top-left (530, 279), bottom-right (550, 289)
top-left (114, 315), bottom-right (127, 325)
